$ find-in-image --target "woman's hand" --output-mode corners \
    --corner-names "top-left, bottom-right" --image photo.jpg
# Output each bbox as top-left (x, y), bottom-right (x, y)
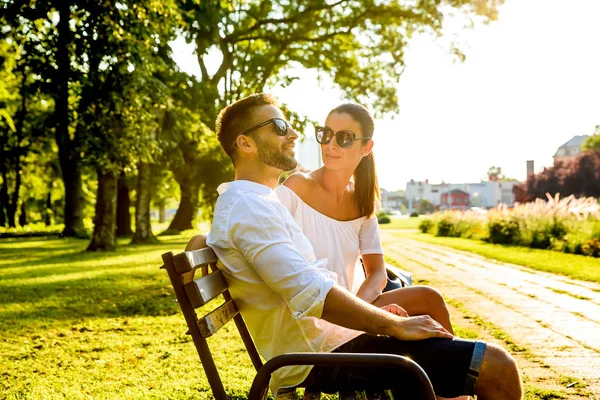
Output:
top-left (380, 303), bottom-right (408, 317)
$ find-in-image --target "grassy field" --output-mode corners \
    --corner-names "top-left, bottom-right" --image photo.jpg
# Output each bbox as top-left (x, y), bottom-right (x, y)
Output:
top-left (379, 216), bottom-right (422, 230)
top-left (397, 231), bottom-right (600, 284)
top-left (0, 234), bottom-right (259, 400)
top-left (0, 233), bottom-right (579, 399)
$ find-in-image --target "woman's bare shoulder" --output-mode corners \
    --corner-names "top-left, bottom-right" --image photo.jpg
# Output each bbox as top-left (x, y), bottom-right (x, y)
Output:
top-left (282, 172), bottom-right (317, 196)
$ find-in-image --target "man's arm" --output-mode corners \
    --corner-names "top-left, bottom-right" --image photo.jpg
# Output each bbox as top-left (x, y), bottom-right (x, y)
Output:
top-left (185, 235), bottom-right (207, 251)
top-left (216, 197), bottom-right (453, 342)
top-left (322, 284), bottom-right (453, 341)
top-left (187, 233), bottom-right (450, 341)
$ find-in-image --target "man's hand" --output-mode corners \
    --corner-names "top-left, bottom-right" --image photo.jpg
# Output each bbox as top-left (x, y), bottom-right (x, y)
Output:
top-left (392, 315), bottom-right (454, 341)
top-left (380, 304), bottom-right (408, 317)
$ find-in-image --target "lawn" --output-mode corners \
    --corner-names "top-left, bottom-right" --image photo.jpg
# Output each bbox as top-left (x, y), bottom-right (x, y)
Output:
top-left (0, 234), bottom-right (575, 399)
top-left (379, 216), bottom-right (422, 230)
top-left (0, 234), bottom-right (257, 400)
top-left (397, 232), bottom-right (600, 284)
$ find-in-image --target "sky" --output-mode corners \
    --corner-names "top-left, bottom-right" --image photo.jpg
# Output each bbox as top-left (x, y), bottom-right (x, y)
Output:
top-left (170, 0), bottom-right (600, 192)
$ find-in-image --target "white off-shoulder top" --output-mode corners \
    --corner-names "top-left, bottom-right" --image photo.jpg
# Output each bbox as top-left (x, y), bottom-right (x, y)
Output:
top-left (275, 184), bottom-right (384, 293)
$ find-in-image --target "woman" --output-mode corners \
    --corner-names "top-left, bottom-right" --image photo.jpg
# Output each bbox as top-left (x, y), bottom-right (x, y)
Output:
top-left (275, 103), bottom-right (454, 335)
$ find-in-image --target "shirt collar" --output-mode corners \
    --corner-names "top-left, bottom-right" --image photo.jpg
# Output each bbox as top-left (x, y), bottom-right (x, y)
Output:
top-left (217, 180), bottom-right (274, 196)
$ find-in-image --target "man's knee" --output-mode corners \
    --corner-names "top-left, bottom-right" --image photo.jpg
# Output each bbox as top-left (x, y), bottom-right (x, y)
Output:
top-left (477, 342), bottom-right (522, 398)
top-left (185, 234), bottom-right (207, 251)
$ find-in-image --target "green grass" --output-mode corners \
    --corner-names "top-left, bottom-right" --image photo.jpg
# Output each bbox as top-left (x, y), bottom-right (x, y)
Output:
top-left (396, 232), bottom-right (600, 284)
top-left (0, 235), bottom-right (257, 400)
top-left (379, 216), bottom-right (422, 230)
top-left (547, 288), bottom-right (592, 301)
top-left (1, 234), bottom-right (585, 399)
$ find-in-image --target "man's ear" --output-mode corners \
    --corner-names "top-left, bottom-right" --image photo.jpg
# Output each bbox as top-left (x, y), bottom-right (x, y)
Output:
top-left (236, 135), bottom-right (255, 155)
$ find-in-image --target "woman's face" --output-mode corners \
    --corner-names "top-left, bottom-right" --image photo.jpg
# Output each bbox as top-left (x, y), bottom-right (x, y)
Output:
top-left (320, 112), bottom-right (373, 171)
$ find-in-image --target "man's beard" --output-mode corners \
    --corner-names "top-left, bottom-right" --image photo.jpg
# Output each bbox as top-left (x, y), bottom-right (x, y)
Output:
top-left (254, 136), bottom-right (298, 171)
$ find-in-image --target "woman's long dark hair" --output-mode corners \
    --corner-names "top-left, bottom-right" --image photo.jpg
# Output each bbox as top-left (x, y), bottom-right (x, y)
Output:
top-left (329, 103), bottom-right (379, 218)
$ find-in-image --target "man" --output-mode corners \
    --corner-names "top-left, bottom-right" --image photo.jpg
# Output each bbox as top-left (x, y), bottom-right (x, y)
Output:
top-left (198, 93), bottom-right (522, 399)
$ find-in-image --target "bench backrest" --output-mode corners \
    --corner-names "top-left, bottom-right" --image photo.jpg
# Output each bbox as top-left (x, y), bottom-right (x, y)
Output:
top-left (162, 248), bottom-right (263, 400)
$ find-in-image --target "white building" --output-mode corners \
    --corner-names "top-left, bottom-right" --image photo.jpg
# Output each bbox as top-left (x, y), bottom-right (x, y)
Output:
top-left (295, 132), bottom-right (322, 170)
top-left (405, 179), bottom-right (518, 212)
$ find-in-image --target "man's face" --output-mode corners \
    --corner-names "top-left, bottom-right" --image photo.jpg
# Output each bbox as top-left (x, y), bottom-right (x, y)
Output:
top-left (249, 105), bottom-right (298, 171)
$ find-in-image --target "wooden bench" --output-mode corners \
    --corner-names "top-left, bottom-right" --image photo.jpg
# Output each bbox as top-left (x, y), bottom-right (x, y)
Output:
top-left (161, 246), bottom-right (436, 399)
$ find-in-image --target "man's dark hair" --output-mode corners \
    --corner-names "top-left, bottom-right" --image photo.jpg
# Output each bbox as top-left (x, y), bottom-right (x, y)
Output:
top-left (215, 93), bottom-right (279, 163)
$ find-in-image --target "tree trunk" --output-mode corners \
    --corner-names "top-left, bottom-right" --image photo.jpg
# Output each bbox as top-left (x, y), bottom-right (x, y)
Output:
top-left (116, 170), bottom-right (133, 237)
top-left (87, 170), bottom-right (118, 251)
top-left (0, 171), bottom-right (10, 228)
top-left (2, 168), bottom-right (17, 228)
top-left (0, 185), bottom-right (5, 227)
top-left (18, 201), bottom-right (27, 226)
top-left (59, 156), bottom-right (86, 236)
top-left (131, 162), bottom-right (158, 244)
top-left (158, 204), bottom-right (165, 223)
top-left (55, 1), bottom-right (86, 238)
top-left (44, 190), bottom-right (52, 226)
top-left (163, 180), bottom-right (200, 234)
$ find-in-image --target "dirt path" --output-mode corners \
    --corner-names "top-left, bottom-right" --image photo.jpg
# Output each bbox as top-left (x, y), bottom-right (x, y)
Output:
top-left (382, 232), bottom-right (600, 399)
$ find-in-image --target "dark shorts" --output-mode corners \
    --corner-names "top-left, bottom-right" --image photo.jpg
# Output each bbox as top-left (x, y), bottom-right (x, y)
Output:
top-left (302, 334), bottom-right (486, 398)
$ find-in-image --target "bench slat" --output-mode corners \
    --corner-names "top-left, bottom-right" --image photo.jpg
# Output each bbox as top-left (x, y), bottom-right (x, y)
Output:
top-left (173, 248), bottom-right (218, 274)
top-left (198, 299), bottom-right (238, 338)
top-left (185, 270), bottom-right (228, 308)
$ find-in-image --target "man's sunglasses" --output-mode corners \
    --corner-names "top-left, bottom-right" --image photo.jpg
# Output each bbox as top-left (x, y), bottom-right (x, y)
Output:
top-left (315, 126), bottom-right (371, 149)
top-left (239, 118), bottom-right (292, 137)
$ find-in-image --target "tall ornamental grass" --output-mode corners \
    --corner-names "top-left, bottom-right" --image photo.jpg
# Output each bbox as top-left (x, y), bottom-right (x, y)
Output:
top-left (419, 194), bottom-right (600, 257)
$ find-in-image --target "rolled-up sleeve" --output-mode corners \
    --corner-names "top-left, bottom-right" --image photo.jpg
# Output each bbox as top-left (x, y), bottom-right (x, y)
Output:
top-left (229, 197), bottom-right (335, 319)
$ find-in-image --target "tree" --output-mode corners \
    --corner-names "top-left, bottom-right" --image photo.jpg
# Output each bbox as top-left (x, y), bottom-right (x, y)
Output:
top-left (563, 150), bottom-right (600, 198)
top-left (417, 199), bottom-right (435, 214)
top-left (1, 0), bottom-right (88, 236)
top-left (116, 171), bottom-right (133, 237)
top-left (161, 0), bottom-right (505, 233)
top-left (513, 150), bottom-right (600, 202)
top-left (0, 16), bottom-right (53, 227)
top-left (75, 0), bottom-right (180, 251)
top-left (583, 133), bottom-right (600, 152)
top-left (487, 166), bottom-right (504, 182)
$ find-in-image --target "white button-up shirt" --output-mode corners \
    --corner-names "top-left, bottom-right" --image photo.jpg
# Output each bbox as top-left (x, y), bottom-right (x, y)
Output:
top-left (206, 180), bottom-right (361, 394)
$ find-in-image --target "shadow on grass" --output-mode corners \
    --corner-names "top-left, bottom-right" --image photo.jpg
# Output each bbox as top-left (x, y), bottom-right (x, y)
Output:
top-left (0, 236), bottom-right (190, 274)
top-left (0, 236), bottom-right (193, 329)
top-left (0, 268), bottom-right (181, 318)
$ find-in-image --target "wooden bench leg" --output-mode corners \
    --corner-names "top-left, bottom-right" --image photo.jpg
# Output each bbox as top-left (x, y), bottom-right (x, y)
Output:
top-left (276, 388), bottom-right (296, 399)
top-left (303, 389), bottom-right (321, 399)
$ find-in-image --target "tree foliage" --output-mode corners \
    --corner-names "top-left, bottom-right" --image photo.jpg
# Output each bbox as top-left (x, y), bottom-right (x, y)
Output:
top-left (162, 0), bottom-right (505, 232)
top-left (514, 150), bottom-right (600, 202)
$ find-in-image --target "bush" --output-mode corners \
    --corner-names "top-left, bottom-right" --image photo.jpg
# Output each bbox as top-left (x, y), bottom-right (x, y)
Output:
top-left (0, 223), bottom-right (64, 238)
top-left (410, 211), bottom-right (419, 218)
top-left (582, 238), bottom-right (600, 257)
top-left (418, 218), bottom-right (434, 233)
top-left (487, 216), bottom-right (520, 245)
top-left (377, 212), bottom-right (391, 224)
top-left (435, 216), bottom-right (455, 237)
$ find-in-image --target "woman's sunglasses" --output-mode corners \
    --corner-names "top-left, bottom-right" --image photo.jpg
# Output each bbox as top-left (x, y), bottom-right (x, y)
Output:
top-left (315, 126), bottom-right (371, 149)
top-left (239, 118), bottom-right (292, 137)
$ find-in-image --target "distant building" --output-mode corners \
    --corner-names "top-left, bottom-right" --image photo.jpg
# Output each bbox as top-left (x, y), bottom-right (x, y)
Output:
top-left (553, 135), bottom-right (590, 166)
top-left (440, 189), bottom-right (469, 210)
top-left (405, 180), bottom-right (518, 212)
top-left (295, 132), bottom-right (322, 170)
top-left (380, 189), bottom-right (407, 211)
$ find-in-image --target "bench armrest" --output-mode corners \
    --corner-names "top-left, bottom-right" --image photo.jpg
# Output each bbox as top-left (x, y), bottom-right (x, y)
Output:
top-left (248, 352), bottom-right (435, 400)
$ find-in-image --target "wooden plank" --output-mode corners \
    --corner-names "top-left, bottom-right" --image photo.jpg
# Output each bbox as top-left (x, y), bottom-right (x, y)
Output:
top-left (184, 270), bottom-right (228, 308)
top-left (198, 299), bottom-right (238, 338)
top-left (173, 248), bottom-right (218, 274)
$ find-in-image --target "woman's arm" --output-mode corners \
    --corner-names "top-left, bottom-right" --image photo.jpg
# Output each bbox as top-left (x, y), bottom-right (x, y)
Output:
top-left (355, 253), bottom-right (387, 303)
